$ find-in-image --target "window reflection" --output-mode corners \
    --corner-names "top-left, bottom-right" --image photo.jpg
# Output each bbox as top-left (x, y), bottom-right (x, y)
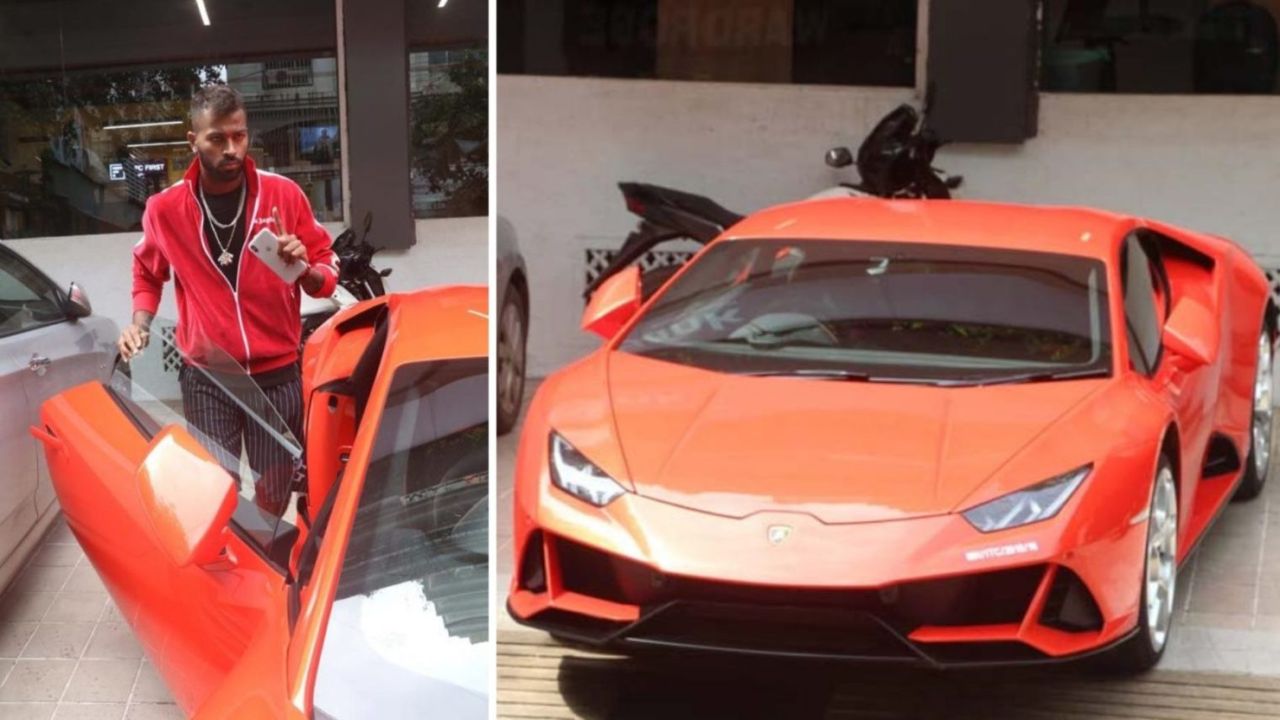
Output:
top-left (1044, 0), bottom-right (1280, 93)
top-left (0, 57), bottom-right (342, 239)
top-left (409, 48), bottom-right (488, 219)
top-left (498, 0), bottom-right (917, 87)
top-left (315, 358), bottom-right (489, 720)
top-left (105, 326), bottom-right (302, 569)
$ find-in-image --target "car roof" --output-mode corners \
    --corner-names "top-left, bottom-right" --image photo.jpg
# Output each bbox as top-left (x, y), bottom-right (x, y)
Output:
top-left (723, 198), bottom-right (1138, 261)
top-left (384, 285), bottom-right (488, 367)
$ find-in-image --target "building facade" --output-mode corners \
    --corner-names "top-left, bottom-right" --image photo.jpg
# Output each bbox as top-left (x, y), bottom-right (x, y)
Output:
top-left (498, 0), bottom-right (1280, 375)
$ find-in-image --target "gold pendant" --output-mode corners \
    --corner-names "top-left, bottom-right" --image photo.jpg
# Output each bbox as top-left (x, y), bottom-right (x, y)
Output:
top-left (218, 250), bottom-right (234, 266)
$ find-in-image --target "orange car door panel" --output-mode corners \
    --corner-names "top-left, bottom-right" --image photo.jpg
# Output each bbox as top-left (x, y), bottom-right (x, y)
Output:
top-left (38, 381), bottom-right (288, 715)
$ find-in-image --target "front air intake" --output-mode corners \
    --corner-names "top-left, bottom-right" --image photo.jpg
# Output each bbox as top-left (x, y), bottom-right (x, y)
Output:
top-left (1039, 566), bottom-right (1103, 632)
top-left (518, 531), bottom-right (546, 592)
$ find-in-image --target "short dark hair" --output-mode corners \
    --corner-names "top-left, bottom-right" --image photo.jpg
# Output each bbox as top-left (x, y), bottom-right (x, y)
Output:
top-left (190, 84), bottom-right (244, 127)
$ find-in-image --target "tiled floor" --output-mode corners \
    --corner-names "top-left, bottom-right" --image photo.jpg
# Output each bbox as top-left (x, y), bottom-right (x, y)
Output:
top-left (497, 380), bottom-right (1280, 677)
top-left (0, 518), bottom-right (181, 720)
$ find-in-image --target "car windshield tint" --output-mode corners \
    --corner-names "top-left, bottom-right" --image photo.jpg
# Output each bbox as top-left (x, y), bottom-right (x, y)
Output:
top-left (618, 239), bottom-right (1112, 384)
top-left (313, 357), bottom-right (488, 720)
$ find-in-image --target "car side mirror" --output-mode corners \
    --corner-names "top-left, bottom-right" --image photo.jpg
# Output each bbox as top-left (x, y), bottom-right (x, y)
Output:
top-left (582, 265), bottom-right (642, 340)
top-left (136, 426), bottom-right (237, 568)
top-left (66, 283), bottom-right (92, 319)
top-left (1163, 297), bottom-right (1216, 369)
top-left (825, 147), bottom-right (854, 168)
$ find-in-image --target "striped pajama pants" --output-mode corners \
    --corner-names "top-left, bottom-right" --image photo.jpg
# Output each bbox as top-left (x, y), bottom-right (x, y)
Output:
top-left (179, 363), bottom-right (304, 517)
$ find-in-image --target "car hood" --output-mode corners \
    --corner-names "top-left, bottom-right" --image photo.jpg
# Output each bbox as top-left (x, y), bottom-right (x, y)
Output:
top-left (605, 352), bottom-right (1108, 524)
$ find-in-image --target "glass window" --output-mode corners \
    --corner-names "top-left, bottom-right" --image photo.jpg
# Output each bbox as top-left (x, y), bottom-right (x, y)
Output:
top-left (498, 0), bottom-right (917, 87)
top-left (1122, 236), bottom-right (1164, 374)
top-left (0, 247), bottom-right (69, 337)
top-left (0, 0), bottom-right (341, 239)
top-left (619, 239), bottom-right (1113, 384)
top-left (1043, 0), bottom-right (1280, 93)
top-left (313, 358), bottom-right (488, 720)
top-left (106, 328), bottom-right (302, 570)
top-left (409, 47), bottom-right (488, 218)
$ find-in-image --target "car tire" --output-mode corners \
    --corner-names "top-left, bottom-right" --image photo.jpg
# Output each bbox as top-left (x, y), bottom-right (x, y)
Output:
top-left (1235, 326), bottom-right (1274, 501)
top-left (1106, 454), bottom-right (1178, 674)
top-left (497, 287), bottom-right (528, 436)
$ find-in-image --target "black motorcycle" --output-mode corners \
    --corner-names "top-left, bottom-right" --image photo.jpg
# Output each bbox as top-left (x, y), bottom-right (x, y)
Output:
top-left (301, 212), bottom-right (392, 341)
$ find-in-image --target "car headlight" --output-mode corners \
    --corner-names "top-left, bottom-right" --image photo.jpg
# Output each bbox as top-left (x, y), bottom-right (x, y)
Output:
top-left (962, 464), bottom-right (1091, 533)
top-left (548, 432), bottom-right (627, 507)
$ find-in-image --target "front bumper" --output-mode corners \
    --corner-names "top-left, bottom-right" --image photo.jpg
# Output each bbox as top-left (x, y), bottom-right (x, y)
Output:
top-left (509, 477), bottom-right (1149, 666)
top-left (509, 530), bottom-right (1132, 667)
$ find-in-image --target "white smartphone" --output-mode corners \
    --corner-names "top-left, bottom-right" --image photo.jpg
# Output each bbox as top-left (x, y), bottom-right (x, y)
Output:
top-left (247, 228), bottom-right (308, 284)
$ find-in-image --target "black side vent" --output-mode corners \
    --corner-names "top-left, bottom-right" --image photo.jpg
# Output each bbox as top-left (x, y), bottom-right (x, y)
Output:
top-left (1039, 567), bottom-right (1103, 633)
top-left (334, 301), bottom-right (388, 334)
top-left (894, 565), bottom-right (1045, 627)
top-left (519, 531), bottom-right (546, 593)
top-left (554, 536), bottom-right (657, 604)
top-left (1202, 433), bottom-right (1242, 478)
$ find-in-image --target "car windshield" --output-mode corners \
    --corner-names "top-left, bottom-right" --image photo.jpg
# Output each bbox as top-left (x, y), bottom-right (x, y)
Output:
top-left (313, 357), bottom-right (488, 720)
top-left (618, 239), bottom-right (1112, 384)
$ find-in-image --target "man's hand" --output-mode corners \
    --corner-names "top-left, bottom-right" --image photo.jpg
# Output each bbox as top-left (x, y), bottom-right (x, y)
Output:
top-left (299, 266), bottom-right (325, 294)
top-left (272, 206), bottom-right (309, 266)
top-left (118, 323), bottom-right (150, 360)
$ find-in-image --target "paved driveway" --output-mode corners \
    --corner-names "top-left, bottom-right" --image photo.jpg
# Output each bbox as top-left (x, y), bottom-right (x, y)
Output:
top-left (0, 520), bottom-right (180, 719)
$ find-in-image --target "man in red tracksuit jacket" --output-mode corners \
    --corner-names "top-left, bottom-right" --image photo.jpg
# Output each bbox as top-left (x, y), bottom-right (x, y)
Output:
top-left (118, 84), bottom-right (338, 516)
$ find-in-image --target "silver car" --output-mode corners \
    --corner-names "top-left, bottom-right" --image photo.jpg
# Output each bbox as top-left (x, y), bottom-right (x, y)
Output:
top-left (0, 245), bottom-right (116, 589)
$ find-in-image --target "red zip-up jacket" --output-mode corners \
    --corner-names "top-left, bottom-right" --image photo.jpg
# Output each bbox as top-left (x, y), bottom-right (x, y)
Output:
top-left (132, 155), bottom-right (338, 374)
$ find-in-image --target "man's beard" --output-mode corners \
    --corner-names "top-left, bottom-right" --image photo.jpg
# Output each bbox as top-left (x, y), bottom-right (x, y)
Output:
top-left (199, 152), bottom-right (243, 185)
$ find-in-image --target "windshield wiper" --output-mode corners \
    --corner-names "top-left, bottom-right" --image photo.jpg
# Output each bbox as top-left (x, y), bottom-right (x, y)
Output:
top-left (948, 367), bottom-right (1110, 387)
top-left (741, 368), bottom-right (872, 381)
top-left (741, 369), bottom-right (962, 385)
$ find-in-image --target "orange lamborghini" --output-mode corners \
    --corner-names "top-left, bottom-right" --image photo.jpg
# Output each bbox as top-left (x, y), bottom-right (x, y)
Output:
top-left (33, 286), bottom-right (488, 718)
top-left (507, 198), bottom-right (1276, 672)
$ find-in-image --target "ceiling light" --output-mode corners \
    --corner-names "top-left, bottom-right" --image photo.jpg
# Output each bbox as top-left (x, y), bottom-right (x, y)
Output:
top-left (104, 120), bottom-right (184, 131)
top-left (438, 0), bottom-right (448, 7)
top-left (195, 0), bottom-right (210, 26)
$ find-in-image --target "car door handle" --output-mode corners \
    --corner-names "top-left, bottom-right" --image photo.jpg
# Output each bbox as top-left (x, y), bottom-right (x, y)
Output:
top-left (28, 354), bottom-right (50, 376)
top-left (30, 425), bottom-right (63, 453)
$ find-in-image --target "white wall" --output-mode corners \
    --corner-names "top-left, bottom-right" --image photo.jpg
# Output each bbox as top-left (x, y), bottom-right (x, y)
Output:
top-left (392, 217), bottom-right (489, 288)
top-left (497, 75), bottom-right (1280, 376)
